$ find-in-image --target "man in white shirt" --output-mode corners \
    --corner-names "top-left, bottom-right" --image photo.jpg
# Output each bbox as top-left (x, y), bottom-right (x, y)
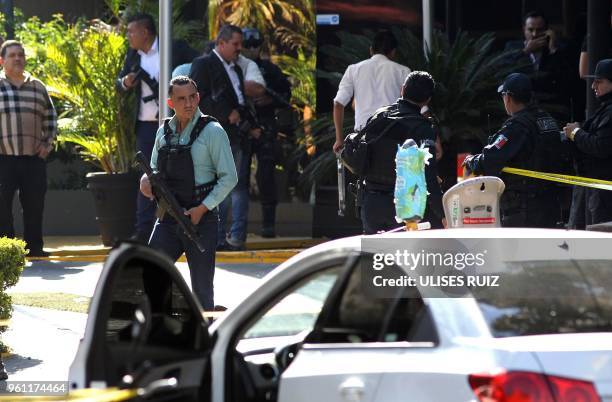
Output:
top-left (117, 13), bottom-right (198, 242)
top-left (332, 30), bottom-right (411, 152)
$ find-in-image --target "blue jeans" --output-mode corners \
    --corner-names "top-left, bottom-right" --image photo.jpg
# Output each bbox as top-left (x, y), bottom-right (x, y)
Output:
top-left (218, 145), bottom-right (248, 245)
top-left (148, 210), bottom-right (218, 310)
top-left (136, 121), bottom-right (159, 238)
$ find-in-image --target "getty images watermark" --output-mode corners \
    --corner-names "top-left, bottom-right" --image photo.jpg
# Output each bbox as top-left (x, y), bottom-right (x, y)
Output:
top-left (360, 237), bottom-right (607, 298)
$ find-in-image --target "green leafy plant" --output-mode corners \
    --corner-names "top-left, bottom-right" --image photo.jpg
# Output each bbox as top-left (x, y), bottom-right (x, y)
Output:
top-left (0, 237), bottom-right (27, 352)
top-left (106, 0), bottom-right (210, 52)
top-left (23, 19), bottom-right (135, 173)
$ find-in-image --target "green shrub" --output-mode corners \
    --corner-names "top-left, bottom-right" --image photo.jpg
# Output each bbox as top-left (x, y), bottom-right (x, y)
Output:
top-left (0, 237), bottom-right (27, 352)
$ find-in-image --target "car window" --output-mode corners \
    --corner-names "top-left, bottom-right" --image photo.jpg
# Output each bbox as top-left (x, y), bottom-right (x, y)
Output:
top-left (105, 259), bottom-right (201, 350)
top-left (307, 254), bottom-right (438, 344)
top-left (476, 260), bottom-right (612, 337)
top-left (242, 266), bottom-right (343, 339)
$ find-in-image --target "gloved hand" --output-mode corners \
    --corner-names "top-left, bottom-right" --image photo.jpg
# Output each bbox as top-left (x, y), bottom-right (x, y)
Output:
top-left (462, 155), bottom-right (477, 178)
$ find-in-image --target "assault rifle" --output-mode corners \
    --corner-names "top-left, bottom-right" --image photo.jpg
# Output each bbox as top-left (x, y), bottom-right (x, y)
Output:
top-left (134, 151), bottom-right (206, 252)
top-left (132, 66), bottom-right (159, 103)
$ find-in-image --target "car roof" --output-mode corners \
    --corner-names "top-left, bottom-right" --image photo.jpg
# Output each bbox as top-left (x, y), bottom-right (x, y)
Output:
top-left (296, 228), bottom-right (612, 260)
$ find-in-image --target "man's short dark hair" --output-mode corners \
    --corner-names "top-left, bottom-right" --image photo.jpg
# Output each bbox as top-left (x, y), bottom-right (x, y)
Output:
top-left (127, 13), bottom-right (157, 37)
top-left (402, 71), bottom-right (435, 103)
top-left (371, 30), bottom-right (397, 55)
top-left (0, 40), bottom-right (23, 58)
top-left (168, 75), bottom-right (198, 96)
top-left (523, 11), bottom-right (548, 29)
top-left (216, 25), bottom-right (242, 44)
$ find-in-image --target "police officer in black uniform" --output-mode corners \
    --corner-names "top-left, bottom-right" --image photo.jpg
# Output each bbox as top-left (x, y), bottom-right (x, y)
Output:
top-left (464, 73), bottom-right (568, 228)
top-left (140, 76), bottom-right (237, 310)
top-left (240, 27), bottom-right (292, 238)
top-left (564, 59), bottom-right (612, 226)
top-left (360, 71), bottom-right (444, 234)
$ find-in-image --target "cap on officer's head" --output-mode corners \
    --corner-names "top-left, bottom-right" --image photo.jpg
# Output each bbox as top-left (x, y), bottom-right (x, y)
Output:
top-left (242, 27), bottom-right (263, 49)
top-left (585, 58), bottom-right (612, 81)
top-left (498, 73), bottom-right (532, 103)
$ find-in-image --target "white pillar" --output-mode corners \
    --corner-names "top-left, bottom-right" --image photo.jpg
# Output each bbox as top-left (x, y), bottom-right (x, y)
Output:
top-left (159, 0), bottom-right (172, 121)
top-left (422, 0), bottom-right (433, 56)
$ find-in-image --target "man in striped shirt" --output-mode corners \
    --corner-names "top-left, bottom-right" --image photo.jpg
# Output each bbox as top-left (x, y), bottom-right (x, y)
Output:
top-left (0, 40), bottom-right (57, 259)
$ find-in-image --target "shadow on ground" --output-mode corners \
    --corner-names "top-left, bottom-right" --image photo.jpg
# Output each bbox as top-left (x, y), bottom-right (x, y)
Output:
top-left (20, 261), bottom-right (94, 280)
top-left (217, 263), bottom-right (277, 279)
top-left (3, 353), bottom-right (43, 374)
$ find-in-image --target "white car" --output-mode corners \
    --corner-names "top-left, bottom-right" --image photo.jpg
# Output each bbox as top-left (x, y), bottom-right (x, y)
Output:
top-left (68, 228), bottom-right (612, 402)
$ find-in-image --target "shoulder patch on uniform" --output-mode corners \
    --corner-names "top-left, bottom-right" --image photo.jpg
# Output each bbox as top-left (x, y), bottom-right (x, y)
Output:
top-left (492, 134), bottom-right (508, 149)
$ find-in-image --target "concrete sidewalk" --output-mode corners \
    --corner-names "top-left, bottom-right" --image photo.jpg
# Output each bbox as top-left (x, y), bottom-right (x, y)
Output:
top-left (31, 235), bottom-right (327, 264)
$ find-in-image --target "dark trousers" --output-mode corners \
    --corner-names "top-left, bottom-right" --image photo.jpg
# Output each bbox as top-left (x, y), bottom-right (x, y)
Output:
top-left (227, 135), bottom-right (279, 242)
top-left (501, 192), bottom-right (561, 228)
top-left (252, 135), bottom-right (278, 206)
top-left (148, 211), bottom-right (218, 310)
top-left (360, 191), bottom-right (400, 235)
top-left (586, 188), bottom-right (612, 226)
top-left (252, 135), bottom-right (278, 215)
top-left (0, 155), bottom-right (47, 252)
top-left (360, 189), bottom-right (443, 234)
top-left (568, 186), bottom-right (586, 229)
top-left (136, 121), bottom-right (159, 239)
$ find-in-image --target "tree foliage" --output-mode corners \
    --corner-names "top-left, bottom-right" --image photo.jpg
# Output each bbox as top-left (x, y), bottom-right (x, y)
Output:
top-left (19, 17), bottom-right (136, 173)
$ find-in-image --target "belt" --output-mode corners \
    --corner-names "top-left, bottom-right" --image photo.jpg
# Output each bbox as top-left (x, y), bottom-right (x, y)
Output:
top-left (194, 180), bottom-right (217, 204)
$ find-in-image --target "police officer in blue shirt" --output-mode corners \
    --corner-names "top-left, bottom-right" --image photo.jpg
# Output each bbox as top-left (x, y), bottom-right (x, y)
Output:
top-left (140, 76), bottom-right (238, 310)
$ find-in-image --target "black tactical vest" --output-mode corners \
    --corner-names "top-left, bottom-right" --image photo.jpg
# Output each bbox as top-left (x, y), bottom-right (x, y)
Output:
top-left (364, 108), bottom-right (432, 191)
top-left (500, 107), bottom-right (568, 227)
top-left (157, 115), bottom-right (217, 208)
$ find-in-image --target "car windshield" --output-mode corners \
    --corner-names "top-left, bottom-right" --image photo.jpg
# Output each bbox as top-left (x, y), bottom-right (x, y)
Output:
top-left (475, 260), bottom-right (612, 338)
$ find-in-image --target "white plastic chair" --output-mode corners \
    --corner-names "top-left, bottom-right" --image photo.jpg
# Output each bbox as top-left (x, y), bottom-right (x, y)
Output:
top-left (443, 176), bottom-right (505, 228)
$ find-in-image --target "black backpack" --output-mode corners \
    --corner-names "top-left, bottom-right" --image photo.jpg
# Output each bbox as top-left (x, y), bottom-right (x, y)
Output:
top-left (340, 112), bottom-right (407, 176)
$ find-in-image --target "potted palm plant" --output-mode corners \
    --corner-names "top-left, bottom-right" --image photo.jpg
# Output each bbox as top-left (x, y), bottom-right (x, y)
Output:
top-left (27, 19), bottom-right (137, 246)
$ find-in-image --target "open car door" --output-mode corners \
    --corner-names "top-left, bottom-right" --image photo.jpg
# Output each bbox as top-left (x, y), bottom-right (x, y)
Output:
top-left (69, 243), bottom-right (211, 401)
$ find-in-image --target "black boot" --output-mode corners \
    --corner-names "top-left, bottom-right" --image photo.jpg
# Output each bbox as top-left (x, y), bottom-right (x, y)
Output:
top-left (261, 204), bottom-right (277, 238)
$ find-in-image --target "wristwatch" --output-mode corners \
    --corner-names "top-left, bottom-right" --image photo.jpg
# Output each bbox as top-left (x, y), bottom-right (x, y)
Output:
top-left (569, 127), bottom-right (580, 141)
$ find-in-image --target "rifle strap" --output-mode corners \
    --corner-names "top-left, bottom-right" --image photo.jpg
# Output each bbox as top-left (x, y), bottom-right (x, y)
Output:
top-left (161, 115), bottom-right (219, 146)
top-left (188, 115), bottom-right (218, 146)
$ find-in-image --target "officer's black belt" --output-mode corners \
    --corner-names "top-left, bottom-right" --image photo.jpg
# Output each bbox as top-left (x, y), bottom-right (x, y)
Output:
top-left (194, 180), bottom-right (217, 203)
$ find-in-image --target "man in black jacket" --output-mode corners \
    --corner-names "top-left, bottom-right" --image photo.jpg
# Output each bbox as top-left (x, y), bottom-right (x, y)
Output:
top-left (227, 27), bottom-right (292, 242)
top-left (564, 59), bottom-right (612, 226)
top-left (116, 13), bottom-right (198, 242)
top-left (464, 73), bottom-right (568, 228)
top-left (503, 11), bottom-right (572, 123)
top-left (360, 71), bottom-right (444, 234)
top-left (189, 25), bottom-right (247, 149)
top-left (189, 25), bottom-right (255, 250)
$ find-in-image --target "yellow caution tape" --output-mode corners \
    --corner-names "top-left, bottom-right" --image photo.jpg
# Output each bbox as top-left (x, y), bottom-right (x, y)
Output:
top-left (501, 167), bottom-right (612, 191)
top-left (0, 387), bottom-right (138, 401)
